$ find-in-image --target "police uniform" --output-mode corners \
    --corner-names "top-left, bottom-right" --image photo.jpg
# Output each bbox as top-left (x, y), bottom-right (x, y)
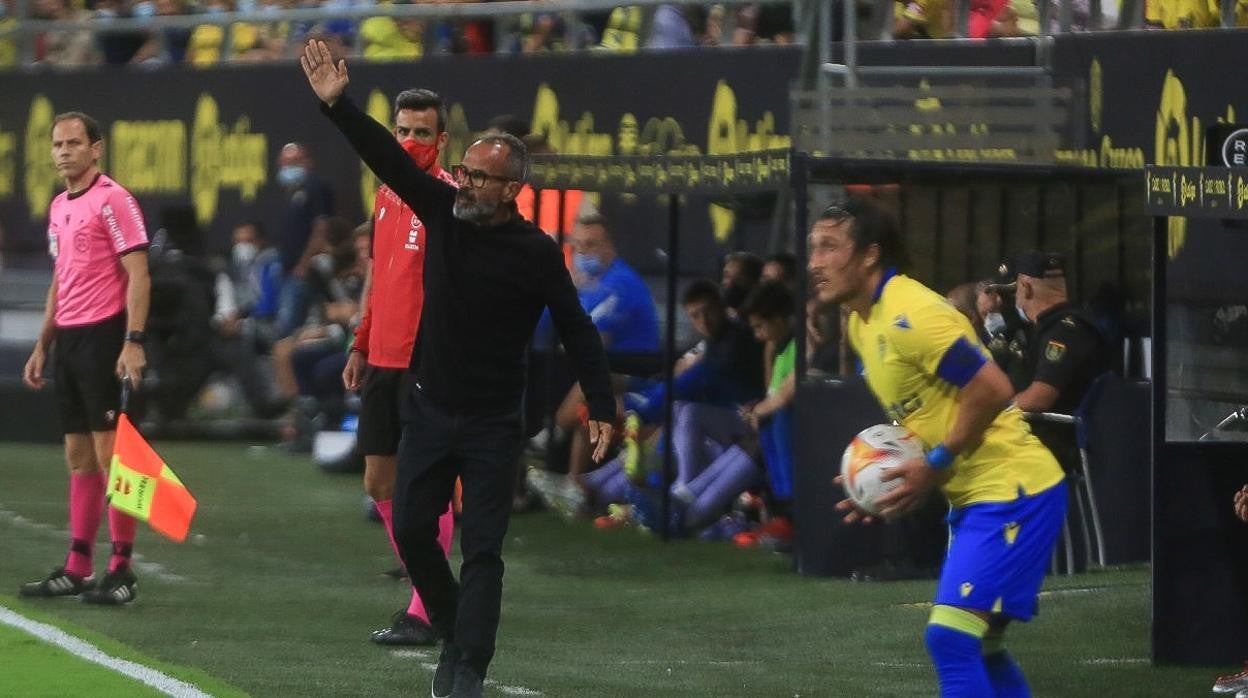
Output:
top-left (1020, 301), bottom-right (1108, 415)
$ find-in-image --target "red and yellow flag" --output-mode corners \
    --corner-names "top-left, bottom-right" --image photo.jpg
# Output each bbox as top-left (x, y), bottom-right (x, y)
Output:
top-left (106, 414), bottom-right (198, 542)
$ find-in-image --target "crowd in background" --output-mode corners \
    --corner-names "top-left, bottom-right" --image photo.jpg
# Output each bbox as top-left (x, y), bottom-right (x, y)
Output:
top-left (1, 0), bottom-right (1244, 70)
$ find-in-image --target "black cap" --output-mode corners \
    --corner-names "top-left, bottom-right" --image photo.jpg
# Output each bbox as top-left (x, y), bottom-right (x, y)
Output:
top-left (1014, 251), bottom-right (1066, 279)
top-left (984, 257), bottom-right (1017, 292)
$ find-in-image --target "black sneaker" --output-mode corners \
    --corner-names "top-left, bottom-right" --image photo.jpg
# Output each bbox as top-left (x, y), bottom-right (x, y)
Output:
top-left (80, 567), bottom-right (137, 605)
top-left (450, 666), bottom-right (483, 698)
top-left (431, 642), bottom-right (460, 698)
top-left (371, 610), bottom-right (437, 646)
top-left (19, 567), bottom-right (94, 598)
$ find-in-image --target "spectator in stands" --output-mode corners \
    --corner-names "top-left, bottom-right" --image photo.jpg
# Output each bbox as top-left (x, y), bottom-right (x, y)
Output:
top-left (0, 1), bottom-right (16, 69)
top-left (721, 250), bottom-right (762, 319)
top-left (597, 5), bottom-right (642, 52)
top-left (647, 4), bottom-right (710, 49)
top-left (210, 220), bottom-right (284, 417)
top-left (31, 0), bottom-right (97, 66)
top-left (274, 142), bottom-right (334, 338)
top-left (1144, 0), bottom-right (1219, 28)
top-left (1211, 487), bottom-right (1248, 694)
top-left (129, 0), bottom-right (193, 65)
top-left (359, 13), bottom-right (424, 61)
top-left (734, 3), bottom-right (795, 44)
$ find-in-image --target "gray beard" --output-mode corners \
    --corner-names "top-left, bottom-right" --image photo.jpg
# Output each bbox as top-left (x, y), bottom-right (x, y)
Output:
top-left (453, 199), bottom-right (496, 224)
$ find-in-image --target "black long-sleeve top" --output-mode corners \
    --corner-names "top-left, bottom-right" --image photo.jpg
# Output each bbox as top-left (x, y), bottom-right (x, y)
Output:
top-left (322, 95), bottom-right (615, 422)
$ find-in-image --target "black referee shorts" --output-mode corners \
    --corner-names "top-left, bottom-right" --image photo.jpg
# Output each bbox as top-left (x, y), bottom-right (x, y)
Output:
top-left (54, 313), bottom-right (125, 434)
top-left (358, 365), bottom-right (407, 457)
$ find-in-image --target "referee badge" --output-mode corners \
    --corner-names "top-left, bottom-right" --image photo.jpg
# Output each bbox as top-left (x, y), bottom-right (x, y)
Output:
top-left (1044, 340), bottom-right (1066, 362)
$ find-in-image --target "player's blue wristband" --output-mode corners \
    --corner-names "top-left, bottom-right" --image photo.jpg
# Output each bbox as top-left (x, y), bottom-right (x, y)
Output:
top-left (926, 444), bottom-right (954, 470)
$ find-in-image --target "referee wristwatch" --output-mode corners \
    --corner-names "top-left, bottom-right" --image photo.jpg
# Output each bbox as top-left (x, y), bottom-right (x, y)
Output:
top-left (125, 330), bottom-right (147, 346)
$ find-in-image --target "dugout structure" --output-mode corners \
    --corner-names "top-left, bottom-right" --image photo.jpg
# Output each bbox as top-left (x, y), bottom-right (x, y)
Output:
top-left (1145, 166), bottom-right (1248, 666)
top-left (527, 150), bottom-right (790, 538)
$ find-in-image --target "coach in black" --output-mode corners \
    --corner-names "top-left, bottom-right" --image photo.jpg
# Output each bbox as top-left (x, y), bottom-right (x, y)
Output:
top-left (301, 41), bottom-right (615, 698)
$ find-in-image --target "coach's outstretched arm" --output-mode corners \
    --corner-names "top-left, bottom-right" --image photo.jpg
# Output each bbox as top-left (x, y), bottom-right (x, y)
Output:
top-left (300, 40), bottom-right (454, 221)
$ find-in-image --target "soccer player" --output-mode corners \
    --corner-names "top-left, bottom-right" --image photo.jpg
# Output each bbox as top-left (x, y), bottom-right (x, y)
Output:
top-left (20, 111), bottom-right (151, 605)
top-left (809, 195), bottom-right (1067, 697)
top-left (342, 88), bottom-right (458, 647)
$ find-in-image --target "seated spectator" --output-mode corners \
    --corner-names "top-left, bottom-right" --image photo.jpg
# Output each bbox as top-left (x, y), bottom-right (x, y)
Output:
top-left (721, 250), bottom-right (762, 319)
top-left (762, 251), bottom-right (797, 288)
top-left (565, 212), bottom-right (660, 354)
top-left (597, 5), bottom-right (642, 52)
top-left (359, 14), bottom-right (424, 61)
top-left (0, 1), bottom-right (18, 68)
top-left (31, 0), bottom-right (97, 66)
top-left (647, 4), bottom-right (710, 49)
top-left (210, 220), bottom-right (285, 417)
top-left (1145, 0), bottom-right (1220, 28)
top-left (271, 219), bottom-right (366, 447)
top-left (736, 281), bottom-right (797, 548)
top-left (894, 0), bottom-right (952, 38)
top-left (129, 0), bottom-right (193, 65)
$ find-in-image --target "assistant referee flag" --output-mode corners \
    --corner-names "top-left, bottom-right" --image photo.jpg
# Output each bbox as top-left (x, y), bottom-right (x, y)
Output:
top-left (106, 414), bottom-right (198, 542)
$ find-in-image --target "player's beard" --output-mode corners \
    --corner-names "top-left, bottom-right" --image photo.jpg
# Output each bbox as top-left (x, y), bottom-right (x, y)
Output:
top-left (453, 191), bottom-right (497, 224)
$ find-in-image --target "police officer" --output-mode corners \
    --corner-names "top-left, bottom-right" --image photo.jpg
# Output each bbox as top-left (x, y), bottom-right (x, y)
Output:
top-left (1010, 251), bottom-right (1109, 416)
top-left (1010, 251), bottom-right (1109, 574)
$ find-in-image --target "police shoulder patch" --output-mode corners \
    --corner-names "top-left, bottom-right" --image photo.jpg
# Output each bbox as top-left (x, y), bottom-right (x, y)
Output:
top-left (1044, 340), bottom-right (1066, 362)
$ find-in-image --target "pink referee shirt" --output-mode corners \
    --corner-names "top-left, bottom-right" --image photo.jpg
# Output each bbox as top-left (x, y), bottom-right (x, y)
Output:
top-left (47, 173), bottom-right (149, 328)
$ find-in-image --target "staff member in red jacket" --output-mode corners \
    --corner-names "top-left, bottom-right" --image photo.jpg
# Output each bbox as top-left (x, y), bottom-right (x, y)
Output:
top-left (343, 88), bottom-right (458, 647)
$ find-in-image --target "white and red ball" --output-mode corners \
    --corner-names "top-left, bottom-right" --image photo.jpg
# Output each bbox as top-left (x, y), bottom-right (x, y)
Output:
top-left (839, 424), bottom-right (927, 515)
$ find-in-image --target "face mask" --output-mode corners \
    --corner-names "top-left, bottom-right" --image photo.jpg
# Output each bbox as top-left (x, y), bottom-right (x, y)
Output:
top-left (401, 139), bottom-right (440, 172)
top-left (983, 312), bottom-right (1005, 336)
top-left (236, 0), bottom-right (256, 13)
top-left (132, 1), bottom-right (156, 18)
top-left (277, 165), bottom-right (306, 188)
top-left (232, 242), bottom-right (258, 266)
top-left (573, 252), bottom-right (605, 278)
top-left (1015, 301), bottom-right (1029, 324)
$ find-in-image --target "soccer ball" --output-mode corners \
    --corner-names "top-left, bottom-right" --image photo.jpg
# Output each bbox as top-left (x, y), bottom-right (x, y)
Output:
top-left (840, 424), bottom-right (927, 515)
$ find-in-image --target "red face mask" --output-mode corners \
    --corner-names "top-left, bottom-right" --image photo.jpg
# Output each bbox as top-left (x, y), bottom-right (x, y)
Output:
top-left (401, 139), bottom-right (440, 172)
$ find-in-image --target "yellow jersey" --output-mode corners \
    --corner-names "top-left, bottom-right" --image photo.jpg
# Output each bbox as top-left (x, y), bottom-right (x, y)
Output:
top-left (847, 272), bottom-right (1064, 508)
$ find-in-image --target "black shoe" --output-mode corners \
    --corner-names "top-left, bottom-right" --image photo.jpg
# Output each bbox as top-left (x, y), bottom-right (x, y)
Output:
top-left (450, 666), bottom-right (484, 698)
top-left (80, 567), bottom-right (137, 605)
top-left (371, 611), bottom-right (437, 646)
top-left (431, 642), bottom-right (460, 698)
top-left (19, 567), bottom-right (95, 598)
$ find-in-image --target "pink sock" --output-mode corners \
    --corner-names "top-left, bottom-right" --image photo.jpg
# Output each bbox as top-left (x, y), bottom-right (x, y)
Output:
top-left (64, 471), bottom-right (107, 578)
top-left (107, 505), bottom-right (137, 573)
top-left (405, 504), bottom-right (455, 622)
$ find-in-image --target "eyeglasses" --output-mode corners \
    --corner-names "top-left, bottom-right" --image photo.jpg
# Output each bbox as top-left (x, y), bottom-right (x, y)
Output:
top-left (451, 164), bottom-right (514, 189)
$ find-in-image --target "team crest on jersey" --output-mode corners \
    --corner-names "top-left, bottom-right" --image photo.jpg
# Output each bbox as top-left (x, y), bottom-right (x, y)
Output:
top-left (378, 206), bottom-right (387, 221)
top-left (1003, 521), bottom-right (1020, 545)
top-left (1044, 340), bottom-right (1066, 362)
top-left (960, 582), bottom-right (974, 598)
top-left (405, 215), bottom-right (423, 251)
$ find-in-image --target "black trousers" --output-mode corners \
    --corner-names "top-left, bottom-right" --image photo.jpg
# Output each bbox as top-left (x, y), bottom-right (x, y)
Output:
top-left (393, 386), bottom-right (523, 677)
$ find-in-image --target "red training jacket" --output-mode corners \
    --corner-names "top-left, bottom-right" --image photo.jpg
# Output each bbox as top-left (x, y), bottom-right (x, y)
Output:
top-left (352, 166), bottom-right (458, 368)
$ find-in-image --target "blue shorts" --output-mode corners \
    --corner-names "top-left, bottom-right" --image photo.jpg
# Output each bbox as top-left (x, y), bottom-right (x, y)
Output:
top-left (934, 481), bottom-right (1067, 622)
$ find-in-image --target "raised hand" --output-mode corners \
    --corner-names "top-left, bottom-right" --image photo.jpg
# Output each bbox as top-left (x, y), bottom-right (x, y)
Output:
top-left (300, 39), bottom-right (349, 107)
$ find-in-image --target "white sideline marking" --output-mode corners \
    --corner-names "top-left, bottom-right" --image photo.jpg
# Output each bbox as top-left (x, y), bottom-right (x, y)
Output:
top-left (0, 506), bottom-right (187, 583)
top-left (1083, 657), bottom-right (1149, 665)
top-left (389, 649), bottom-right (543, 696)
top-left (0, 605), bottom-right (212, 698)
